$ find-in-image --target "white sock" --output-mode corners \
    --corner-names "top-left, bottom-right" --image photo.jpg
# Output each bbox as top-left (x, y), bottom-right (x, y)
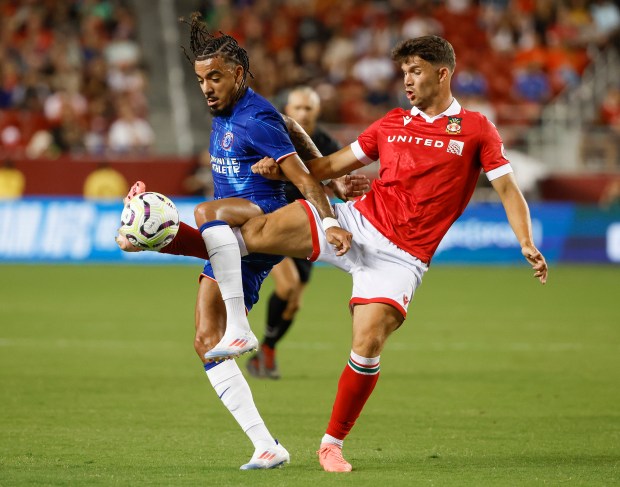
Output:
top-left (246, 423), bottom-right (276, 452)
top-left (206, 360), bottom-right (275, 450)
top-left (321, 434), bottom-right (343, 449)
top-left (200, 223), bottom-right (250, 335)
top-left (232, 227), bottom-right (249, 257)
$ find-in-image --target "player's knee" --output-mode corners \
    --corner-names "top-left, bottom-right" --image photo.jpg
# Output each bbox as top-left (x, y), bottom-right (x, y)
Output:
top-left (194, 203), bottom-right (211, 227)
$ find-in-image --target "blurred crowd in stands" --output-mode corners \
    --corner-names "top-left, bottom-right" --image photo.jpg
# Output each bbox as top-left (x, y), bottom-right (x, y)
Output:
top-left (201, 0), bottom-right (620, 146)
top-left (0, 0), bottom-right (619, 162)
top-left (0, 0), bottom-right (152, 159)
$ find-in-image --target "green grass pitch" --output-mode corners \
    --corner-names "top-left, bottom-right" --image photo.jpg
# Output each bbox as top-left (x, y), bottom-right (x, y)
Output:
top-left (1, 264), bottom-right (618, 486)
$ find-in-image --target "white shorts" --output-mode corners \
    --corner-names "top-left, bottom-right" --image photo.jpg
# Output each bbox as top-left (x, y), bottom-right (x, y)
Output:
top-left (298, 200), bottom-right (428, 317)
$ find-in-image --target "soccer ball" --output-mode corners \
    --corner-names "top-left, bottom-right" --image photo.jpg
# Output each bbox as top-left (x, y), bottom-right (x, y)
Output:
top-left (119, 192), bottom-right (180, 250)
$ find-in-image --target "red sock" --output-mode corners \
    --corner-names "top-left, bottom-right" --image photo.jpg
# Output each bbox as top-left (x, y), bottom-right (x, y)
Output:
top-left (325, 352), bottom-right (380, 440)
top-left (160, 222), bottom-right (209, 259)
top-left (261, 343), bottom-right (275, 369)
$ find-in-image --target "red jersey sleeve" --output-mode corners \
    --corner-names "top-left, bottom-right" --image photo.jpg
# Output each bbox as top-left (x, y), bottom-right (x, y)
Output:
top-left (356, 117), bottom-right (384, 162)
top-left (478, 116), bottom-right (512, 180)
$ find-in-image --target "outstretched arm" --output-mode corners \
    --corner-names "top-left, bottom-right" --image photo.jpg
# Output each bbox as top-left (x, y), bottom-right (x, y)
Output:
top-left (252, 145), bottom-right (365, 185)
top-left (491, 173), bottom-right (548, 284)
top-left (282, 115), bottom-right (370, 199)
top-left (306, 146), bottom-right (366, 182)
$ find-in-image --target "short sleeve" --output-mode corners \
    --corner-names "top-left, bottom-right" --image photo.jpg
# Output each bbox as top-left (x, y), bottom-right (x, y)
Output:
top-left (354, 117), bottom-right (384, 163)
top-left (479, 117), bottom-right (513, 181)
top-left (247, 112), bottom-right (297, 163)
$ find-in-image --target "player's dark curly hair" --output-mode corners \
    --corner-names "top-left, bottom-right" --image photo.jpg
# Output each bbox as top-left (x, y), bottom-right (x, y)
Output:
top-left (180, 12), bottom-right (253, 95)
top-left (391, 36), bottom-right (456, 73)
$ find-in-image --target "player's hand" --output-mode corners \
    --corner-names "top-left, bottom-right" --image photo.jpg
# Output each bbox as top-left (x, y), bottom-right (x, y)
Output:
top-left (522, 244), bottom-right (547, 284)
top-left (251, 157), bottom-right (286, 180)
top-left (328, 174), bottom-right (371, 201)
top-left (326, 227), bottom-right (352, 256)
top-left (115, 233), bottom-right (142, 252)
top-left (124, 181), bottom-right (146, 205)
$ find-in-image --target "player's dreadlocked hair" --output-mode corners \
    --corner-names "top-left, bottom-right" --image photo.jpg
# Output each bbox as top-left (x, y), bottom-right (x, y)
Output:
top-left (180, 12), bottom-right (253, 99)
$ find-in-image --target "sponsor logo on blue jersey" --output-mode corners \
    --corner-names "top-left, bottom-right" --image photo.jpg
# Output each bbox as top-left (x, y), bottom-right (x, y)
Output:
top-left (211, 155), bottom-right (240, 176)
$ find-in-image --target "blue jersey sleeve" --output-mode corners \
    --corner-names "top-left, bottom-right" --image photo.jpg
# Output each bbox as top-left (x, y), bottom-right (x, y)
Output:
top-left (247, 112), bottom-right (297, 162)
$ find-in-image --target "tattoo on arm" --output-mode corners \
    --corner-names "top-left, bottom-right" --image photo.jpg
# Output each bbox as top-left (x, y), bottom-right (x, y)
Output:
top-left (282, 114), bottom-right (334, 217)
top-left (297, 180), bottom-right (335, 220)
top-left (282, 114), bottom-right (322, 161)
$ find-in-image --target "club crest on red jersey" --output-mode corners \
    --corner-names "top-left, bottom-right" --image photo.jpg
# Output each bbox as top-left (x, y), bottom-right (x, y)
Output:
top-left (221, 131), bottom-right (234, 150)
top-left (446, 117), bottom-right (462, 135)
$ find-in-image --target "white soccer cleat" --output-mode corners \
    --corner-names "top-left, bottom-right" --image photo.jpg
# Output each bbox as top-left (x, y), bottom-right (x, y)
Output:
top-left (239, 440), bottom-right (290, 470)
top-left (204, 331), bottom-right (259, 361)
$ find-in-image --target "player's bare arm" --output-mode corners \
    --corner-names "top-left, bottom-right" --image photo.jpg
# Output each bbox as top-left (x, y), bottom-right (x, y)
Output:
top-left (281, 114), bottom-right (322, 161)
top-left (266, 145), bottom-right (363, 182)
top-left (282, 115), bottom-right (370, 199)
top-left (307, 146), bottom-right (366, 181)
top-left (491, 173), bottom-right (548, 284)
top-left (278, 154), bottom-right (352, 255)
top-left (252, 156), bottom-right (369, 201)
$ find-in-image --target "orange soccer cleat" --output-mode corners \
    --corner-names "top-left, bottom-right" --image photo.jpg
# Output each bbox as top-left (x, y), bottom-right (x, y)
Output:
top-left (317, 443), bottom-right (352, 472)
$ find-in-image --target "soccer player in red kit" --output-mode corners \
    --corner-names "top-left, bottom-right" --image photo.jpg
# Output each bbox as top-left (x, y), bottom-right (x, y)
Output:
top-left (119, 35), bottom-right (548, 472)
top-left (240, 35), bottom-right (548, 472)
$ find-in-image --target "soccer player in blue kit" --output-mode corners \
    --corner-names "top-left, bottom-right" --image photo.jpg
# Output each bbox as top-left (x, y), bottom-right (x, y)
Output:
top-left (120, 14), bottom-right (364, 470)
top-left (183, 18), bottom-right (352, 363)
top-left (187, 16), bottom-right (350, 470)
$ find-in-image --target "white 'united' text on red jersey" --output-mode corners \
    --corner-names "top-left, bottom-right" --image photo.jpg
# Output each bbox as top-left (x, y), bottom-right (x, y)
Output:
top-left (352, 99), bottom-right (512, 263)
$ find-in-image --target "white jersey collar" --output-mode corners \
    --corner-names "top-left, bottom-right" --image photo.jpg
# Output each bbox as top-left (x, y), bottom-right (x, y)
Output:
top-left (410, 98), bottom-right (461, 123)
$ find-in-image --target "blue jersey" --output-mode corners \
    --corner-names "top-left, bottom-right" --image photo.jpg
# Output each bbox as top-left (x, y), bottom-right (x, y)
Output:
top-left (202, 88), bottom-right (294, 310)
top-left (209, 88), bottom-right (296, 202)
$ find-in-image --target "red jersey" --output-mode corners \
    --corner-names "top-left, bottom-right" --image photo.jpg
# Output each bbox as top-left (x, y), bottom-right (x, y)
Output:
top-left (352, 99), bottom-right (512, 263)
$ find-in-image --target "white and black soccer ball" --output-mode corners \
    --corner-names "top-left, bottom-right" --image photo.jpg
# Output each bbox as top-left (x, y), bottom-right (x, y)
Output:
top-left (119, 192), bottom-right (180, 250)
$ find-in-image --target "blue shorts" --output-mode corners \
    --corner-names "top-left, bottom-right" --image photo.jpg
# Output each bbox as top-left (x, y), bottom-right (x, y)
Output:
top-left (253, 194), bottom-right (288, 214)
top-left (201, 253), bottom-right (284, 311)
top-left (200, 195), bottom-right (287, 311)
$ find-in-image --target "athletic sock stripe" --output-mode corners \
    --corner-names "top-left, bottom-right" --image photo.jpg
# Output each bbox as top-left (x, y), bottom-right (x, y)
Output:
top-left (199, 220), bottom-right (227, 233)
top-left (348, 358), bottom-right (380, 375)
top-left (204, 361), bottom-right (220, 372)
top-left (349, 356), bottom-right (379, 368)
